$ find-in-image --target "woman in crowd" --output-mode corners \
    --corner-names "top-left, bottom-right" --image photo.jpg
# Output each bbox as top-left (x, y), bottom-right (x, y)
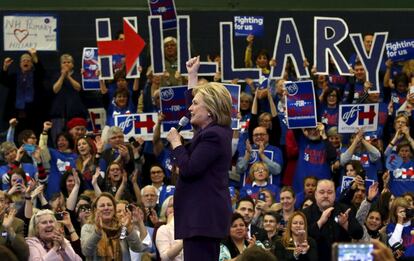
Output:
top-left (219, 212), bottom-right (257, 261)
top-left (26, 209), bottom-right (82, 260)
top-left (386, 197), bottom-right (414, 259)
top-left (319, 88), bottom-right (340, 131)
top-left (273, 211), bottom-right (318, 261)
top-left (239, 162), bottom-right (280, 200)
top-left (75, 136), bottom-right (101, 190)
top-left (149, 164), bottom-right (175, 206)
top-left (276, 187), bottom-right (296, 236)
top-left (80, 192), bottom-right (143, 261)
top-left (155, 196), bottom-right (184, 261)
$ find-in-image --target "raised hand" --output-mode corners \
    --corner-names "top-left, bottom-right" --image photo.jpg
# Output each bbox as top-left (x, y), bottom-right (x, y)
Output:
top-left (186, 56), bottom-right (200, 75)
top-left (2, 208), bottom-right (16, 230)
top-left (9, 118), bottom-right (18, 128)
top-left (3, 58), bottom-right (13, 71)
top-left (368, 182), bottom-right (379, 201)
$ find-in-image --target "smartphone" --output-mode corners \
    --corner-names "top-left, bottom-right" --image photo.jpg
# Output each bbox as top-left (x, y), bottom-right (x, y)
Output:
top-left (258, 192), bottom-right (266, 201)
top-left (54, 212), bottom-right (64, 221)
top-left (296, 230), bottom-right (306, 245)
top-left (23, 144), bottom-right (36, 153)
top-left (332, 243), bottom-right (373, 261)
top-left (128, 137), bottom-right (140, 148)
top-left (16, 178), bottom-right (23, 184)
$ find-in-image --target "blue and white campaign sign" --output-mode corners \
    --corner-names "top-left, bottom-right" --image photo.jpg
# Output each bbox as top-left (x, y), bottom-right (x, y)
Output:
top-left (386, 153), bottom-right (403, 171)
top-left (386, 39), bottom-right (414, 62)
top-left (223, 84), bottom-right (241, 130)
top-left (338, 104), bottom-right (378, 133)
top-left (82, 48), bottom-right (100, 91)
top-left (160, 85), bottom-right (191, 134)
top-left (115, 113), bottom-right (158, 141)
top-left (248, 149), bottom-right (276, 184)
top-left (340, 176), bottom-right (375, 193)
top-left (148, 0), bottom-right (177, 30)
top-left (285, 80), bottom-right (317, 129)
top-left (87, 108), bottom-right (106, 134)
top-left (3, 15), bottom-right (58, 51)
top-left (234, 16), bottom-right (264, 37)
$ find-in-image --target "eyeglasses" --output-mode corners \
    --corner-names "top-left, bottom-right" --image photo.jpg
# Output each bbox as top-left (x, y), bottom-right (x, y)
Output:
top-left (151, 170), bottom-right (163, 174)
top-left (253, 133), bottom-right (267, 138)
top-left (254, 168), bottom-right (267, 173)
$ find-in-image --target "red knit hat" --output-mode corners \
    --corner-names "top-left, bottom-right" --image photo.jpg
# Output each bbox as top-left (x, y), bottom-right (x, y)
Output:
top-left (67, 117), bottom-right (87, 130)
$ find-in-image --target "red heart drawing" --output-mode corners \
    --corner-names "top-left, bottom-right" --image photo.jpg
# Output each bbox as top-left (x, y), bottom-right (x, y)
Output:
top-left (14, 29), bottom-right (29, 43)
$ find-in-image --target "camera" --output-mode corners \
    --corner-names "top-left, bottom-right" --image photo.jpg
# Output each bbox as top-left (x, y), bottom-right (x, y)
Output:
top-left (258, 192), bottom-right (266, 201)
top-left (128, 137), bottom-right (140, 148)
top-left (125, 203), bottom-right (135, 212)
top-left (406, 208), bottom-right (414, 219)
top-left (54, 212), bottom-right (64, 221)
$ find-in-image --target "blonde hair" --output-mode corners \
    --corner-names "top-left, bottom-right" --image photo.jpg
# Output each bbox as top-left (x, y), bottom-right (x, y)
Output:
top-left (389, 197), bottom-right (410, 224)
top-left (192, 82), bottom-right (232, 127)
top-left (60, 53), bottom-right (74, 64)
top-left (159, 196), bottom-right (173, 223)
top-left (248, 162), bottom-right (269, 182)
top-left (28, 209), bottom-right (56, 237)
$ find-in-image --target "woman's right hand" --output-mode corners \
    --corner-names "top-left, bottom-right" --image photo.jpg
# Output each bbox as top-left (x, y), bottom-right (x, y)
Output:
top-left (92, 167), bottom-right (100, 186)
top-left (3, 58), bottom-right (13, 71)
top-left (186, 56), bottom-right (200, 75)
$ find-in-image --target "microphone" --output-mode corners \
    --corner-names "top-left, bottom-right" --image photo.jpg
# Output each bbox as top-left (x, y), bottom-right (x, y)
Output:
top-left (164, 116), bottom-right (190, 148)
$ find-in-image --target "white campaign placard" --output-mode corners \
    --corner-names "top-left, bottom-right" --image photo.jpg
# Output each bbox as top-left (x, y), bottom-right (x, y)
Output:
top-left (338, 103), bottom-right (378, 133)
top-left (3, 15), bottom-right (58, 51)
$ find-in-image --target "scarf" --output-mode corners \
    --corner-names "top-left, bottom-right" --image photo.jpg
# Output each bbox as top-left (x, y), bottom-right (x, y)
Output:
top-left (16, 70), bottom-right (34, 109)
top-left (96, 223), bottom-right (123, 261)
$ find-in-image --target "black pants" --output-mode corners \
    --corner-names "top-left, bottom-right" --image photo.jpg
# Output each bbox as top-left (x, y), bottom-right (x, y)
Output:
top-left (183, 236), bottom-right (221, 261)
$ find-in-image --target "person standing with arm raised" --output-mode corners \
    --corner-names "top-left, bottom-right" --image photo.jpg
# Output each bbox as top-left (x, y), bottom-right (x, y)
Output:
top-left (166, 56), bottom-right (233, 261)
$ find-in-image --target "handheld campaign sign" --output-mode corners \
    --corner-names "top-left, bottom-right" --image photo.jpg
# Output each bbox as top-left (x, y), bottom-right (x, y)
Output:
top-left (82, 47), bottom-right (100, 90)
top-left (234, 16), bottom-right (264, 37)
top-left (160, 85), bottom-right (191, 134)
top-left (3, 15), bottom-right (57, 51)
top-left (338, 104), bottom-right (378, 133)
top-left (148, 0), bottom-right (177, 30)
top-left (223, 84), bottom-right (241, 130)
top-left (386, 153), bottom-right (403, 172)
top-left (285, 80), bottom-right (317, 129)
top-left (386, 39), bottom-right (414, 62)
top-left (115, 113), bottom-right (158, 141)
top-left (87, 108), bottom-right (107, 133)
top-left (340, 176), bottom-right (375, 193)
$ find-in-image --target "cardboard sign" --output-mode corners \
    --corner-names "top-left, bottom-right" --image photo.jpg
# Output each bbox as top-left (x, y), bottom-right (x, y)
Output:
top-left (160, 86), bottom-right (191, 135)
top-left (386, 39), bottom-right (414, 62)
top-left (82, 47), bottom-right (100, 91)
top-left (285, 80), bottom-right (317, 129)
top-left (234, 16), bottom-right (264, 37)
top-left (3, 15), bottom-right (57, 51)
top-left (223, 84), bottom-right (241, 130)
top-left (148, 0), bottom-right (177, 30)
top-left (340, 176), bottom-right (375, 193)
top-left (115, 113), bottom-right (158, 141)
top-left (87, 108), bottom-right (107, 133)
top-left (338, 104), bottom-right (378, 133)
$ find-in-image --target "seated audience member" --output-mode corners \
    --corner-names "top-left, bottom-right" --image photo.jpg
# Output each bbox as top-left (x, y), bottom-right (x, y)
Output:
top-left (66, 117), bottom-right (88, 144)
top-left (99, 126), bottom-right (135, 175)
top-left (251, 189), bottom-right (277, 229)
top-left (26, 209), bottom-right (82, 260)
top-left (235, 197), bottom-right (267, 242)
top-left (294, 176), bottom-right (318, 209)
top-left (80, 193), bottom-right (143, 260)
top-left (302, 179), bottom-right (363, 260)
top-left (239, 162), bottom-right (280, 200)
top-left (155, 196), bottom-right (183, 261)
top-left (237, 126), bottom-right (283, 186)
top-left (354, 182), bottom-right (387, 243)
top-left (386, 143), bottom-right (414, 197)
top-left (276, 186), bottom-right (296, 236)
top-left (386, 197), bottom-right (414, 259)
top-left (149, 164), bottom-right (175, 206)
top-left (0, 191), bottom-right (29, 260)
top-left (141, 185), bottom-right (160, 228)
top-left (273, 211), bottom-right (318, 261)
top-left (262, 211), bottom-right (279, 250)
top-left (237, 245), bottom-right (277, 261)
top-left (219, 212), bottom-right (262, 261)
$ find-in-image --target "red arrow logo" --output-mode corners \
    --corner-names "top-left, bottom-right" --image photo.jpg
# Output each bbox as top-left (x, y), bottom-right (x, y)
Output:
top-left (359, 105), bottom-right (376, 124)
top-left (134, 117), bottom-right (155, 132)
top-left (97, 19), bottom-right (146, 75)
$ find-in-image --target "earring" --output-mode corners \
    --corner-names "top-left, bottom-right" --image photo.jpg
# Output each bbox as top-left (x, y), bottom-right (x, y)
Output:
top-left (207, 113), bottom-right (211, 117)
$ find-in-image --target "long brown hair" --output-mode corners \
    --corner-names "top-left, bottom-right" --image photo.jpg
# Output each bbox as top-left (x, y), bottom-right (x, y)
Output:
top-left (281, 211), bottom-right (308, 247)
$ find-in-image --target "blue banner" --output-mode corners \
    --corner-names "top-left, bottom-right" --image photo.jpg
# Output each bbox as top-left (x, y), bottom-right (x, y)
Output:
top-left (386, 39), bottom-right (414, 62)
top-left (223, 84), bottom-right (241, 130)
top-left (340, 176), bottom-right (375, 193)
top-left (160, 86), bottom-right (191, 133)
top-left (285, 80), bottom-right (317, 129)
top-left (148, 0), bottom-right (177, 30)
top-left (82, 47), bottom-right (100, 90)
top-left (234, 16), bottom-right (264, 37)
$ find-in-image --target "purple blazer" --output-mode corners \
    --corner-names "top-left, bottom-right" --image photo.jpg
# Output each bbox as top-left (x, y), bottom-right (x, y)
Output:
top-left (171, 122), bottom-right (233, 239)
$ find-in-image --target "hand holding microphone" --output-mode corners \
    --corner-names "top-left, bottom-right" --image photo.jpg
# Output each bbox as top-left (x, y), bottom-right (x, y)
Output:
top-left (166, 116), bottom-right (190, 149)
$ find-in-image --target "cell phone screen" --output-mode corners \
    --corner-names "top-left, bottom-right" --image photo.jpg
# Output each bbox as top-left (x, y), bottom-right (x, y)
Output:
top-left (335, 243), bottom-right (373, 261)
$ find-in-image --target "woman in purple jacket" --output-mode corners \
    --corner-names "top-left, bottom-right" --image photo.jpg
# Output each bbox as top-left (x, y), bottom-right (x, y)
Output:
top-left (166, 56), bottom-right (233, 261)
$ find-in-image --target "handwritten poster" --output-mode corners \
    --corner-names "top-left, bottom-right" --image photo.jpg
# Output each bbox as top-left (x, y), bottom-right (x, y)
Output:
top-left (3, 15), bottom-right (58, 51)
